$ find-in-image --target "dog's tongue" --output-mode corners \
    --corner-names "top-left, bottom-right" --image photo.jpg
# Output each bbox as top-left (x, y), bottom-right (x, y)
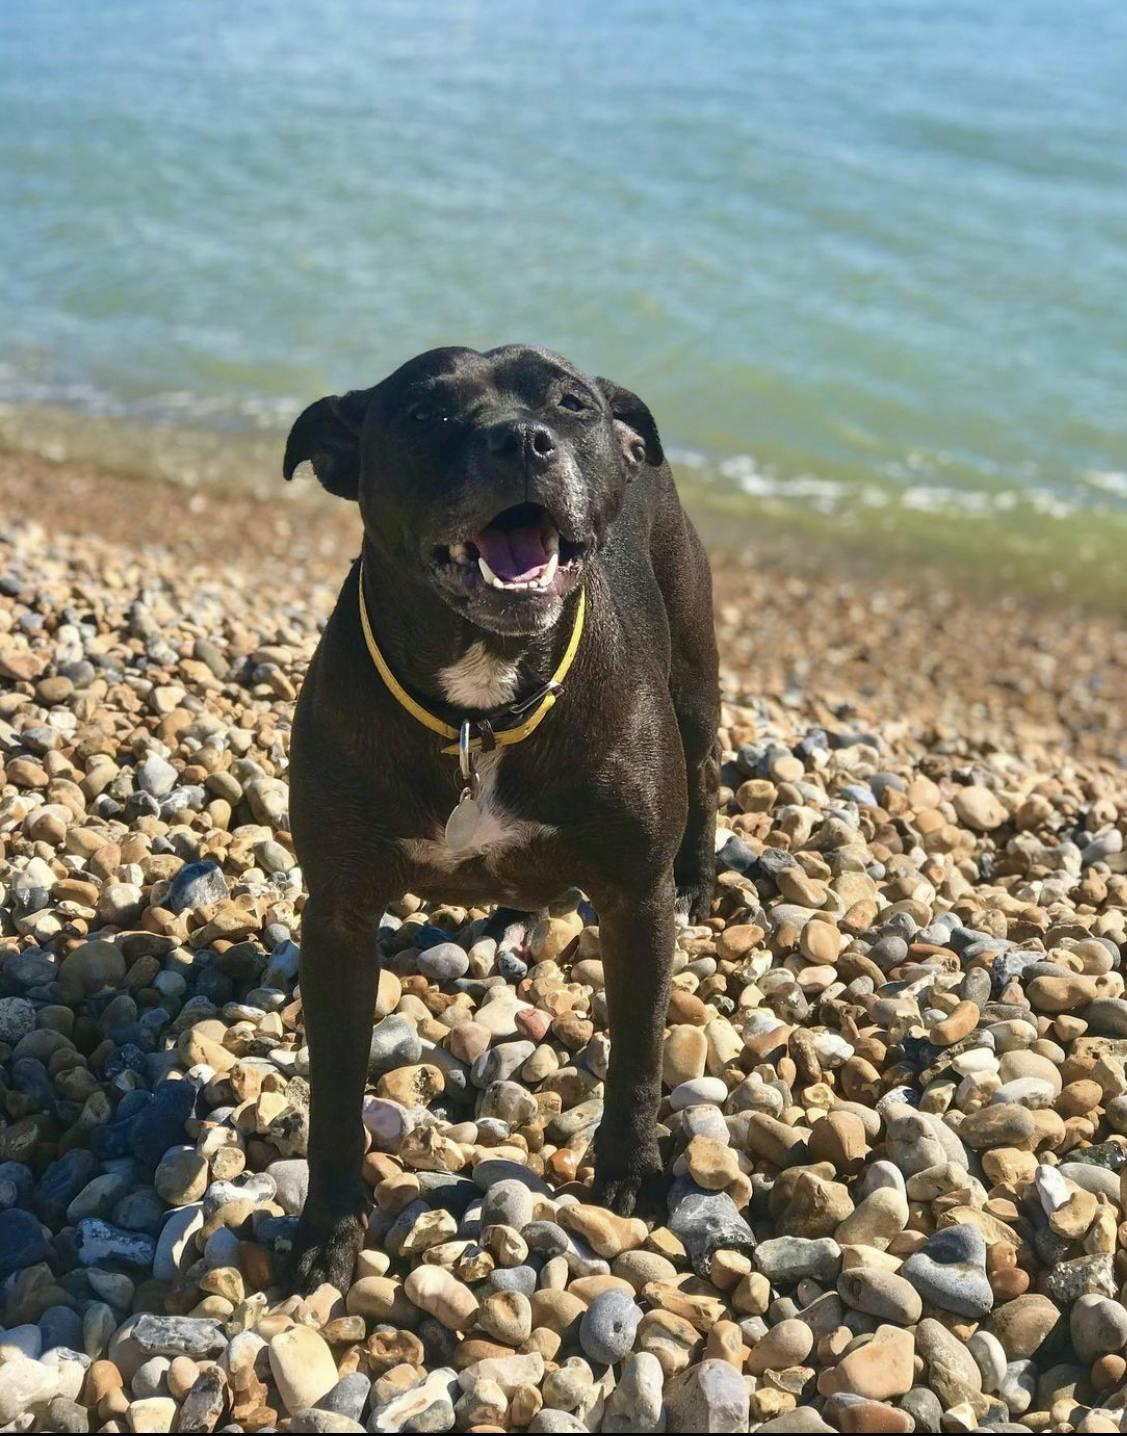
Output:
top-left (474, 523), bottom-right (550, 582)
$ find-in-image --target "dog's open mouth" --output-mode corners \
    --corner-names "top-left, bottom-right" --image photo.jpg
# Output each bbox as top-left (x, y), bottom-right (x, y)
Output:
top-left (434, 503), bottom-right (585, 595)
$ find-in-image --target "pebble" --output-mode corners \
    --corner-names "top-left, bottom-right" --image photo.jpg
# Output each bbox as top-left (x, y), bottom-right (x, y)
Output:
top-left (665, 1358), bottom-right (749, 1432)
top-left (837, 1268), bottom-right (921, 1324)
top-left (915, 1317), bottom-right (983, 1407)
top-left (902, 1223), bottom-right (994, 1319)
top-left (269, 1326), bottom-right (340, 1414)
top-left (579, 1289), bottom-right (643, 1366)
top-left (1072, 1293), bottom-right (1127, 1363)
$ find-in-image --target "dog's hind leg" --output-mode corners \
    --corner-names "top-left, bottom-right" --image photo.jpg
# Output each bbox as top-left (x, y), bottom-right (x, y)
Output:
top-left (672, 708), bottom-right (720, 924)
top-left (667, 550), bottom-right (720, 923)
top-left (647, 495), bottom-right (720, 924)
top-left (290, 899), bottom-right (386, 1294)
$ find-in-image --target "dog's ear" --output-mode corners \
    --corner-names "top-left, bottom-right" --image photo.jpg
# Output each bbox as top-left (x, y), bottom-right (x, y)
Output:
top-left (596, 377), bottom-right (664, 469)
top-left (282, 389), bottom-right (371, 499)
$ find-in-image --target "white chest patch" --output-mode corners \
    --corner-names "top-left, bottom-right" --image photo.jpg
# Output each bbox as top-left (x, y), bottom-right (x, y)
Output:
top-left (399, 747), bottom-right (556, 871)
top-left (437, 642), bottom-right (521, 709)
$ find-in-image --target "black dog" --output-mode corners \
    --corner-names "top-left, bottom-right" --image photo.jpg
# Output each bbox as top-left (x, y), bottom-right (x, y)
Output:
top-left (282, 345), bottom-right (719, 1292)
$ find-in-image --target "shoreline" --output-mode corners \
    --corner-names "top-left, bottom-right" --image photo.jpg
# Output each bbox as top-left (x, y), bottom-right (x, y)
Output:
top-left (5, 402), bottom-right (1127, 611)
top-left (2, 446), bottom-right (1124, 767)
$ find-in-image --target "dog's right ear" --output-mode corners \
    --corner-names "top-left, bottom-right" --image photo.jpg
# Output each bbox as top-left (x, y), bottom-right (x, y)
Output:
top-left (282, 389), bottom-right (371, 499)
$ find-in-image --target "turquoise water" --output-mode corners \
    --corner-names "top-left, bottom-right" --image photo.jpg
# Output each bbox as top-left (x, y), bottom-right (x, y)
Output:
top-left (3, 0), bottom-right (1127, 587)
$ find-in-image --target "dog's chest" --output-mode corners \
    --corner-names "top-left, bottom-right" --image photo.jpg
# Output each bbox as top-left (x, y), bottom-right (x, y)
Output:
top-left (398, 748), bottom-right (556, 874)
top-left (397, 649), bottom-right (557, 876)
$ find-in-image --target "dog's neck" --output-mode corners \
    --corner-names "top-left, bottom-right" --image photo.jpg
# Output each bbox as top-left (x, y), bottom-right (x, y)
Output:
top-left (358, 536), bottom-right (577, 718)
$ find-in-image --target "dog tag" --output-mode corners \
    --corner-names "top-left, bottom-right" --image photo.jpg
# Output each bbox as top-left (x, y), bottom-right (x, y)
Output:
top-left (444, 790), bottom-right (482, 850)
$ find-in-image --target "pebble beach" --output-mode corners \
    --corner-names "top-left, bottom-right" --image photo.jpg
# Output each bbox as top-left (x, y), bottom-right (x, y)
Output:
top-left (1, 452), bottom-right (1126, 1434)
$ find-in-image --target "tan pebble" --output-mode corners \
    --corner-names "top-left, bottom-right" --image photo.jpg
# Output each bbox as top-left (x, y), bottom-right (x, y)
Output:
top-left (529, 912), bottom-right (584, 962)
top-left (667, 988), bottom-right (711, 1025)
top-left (704, 1319), bottom-right (746, 1367)
top-left (636, 1309), bottom-right (702, 1377)
top-left (611, 1250), bottom-right (680, 1291)
top-left (808, 1110), bottom-right (869, 1174)
top-left (981, 1147), bottom-right (1038, 1186)
top-left (835, 1188), bottom-right (909, 1250)
top-left (557, 1203), bottom-right (647, 1258)
top-left (1048, 1186), bottom-right (1099, 1239)
top-left (375, 1063), bottom-right (444, 1106)
top-left (776, 868), bottom-right (828, 907)
top-left (990, 1267), bottom-right (1030, 1301)
top-left (684, 1135), bottom-right (741, 1190)
top-left (931, 999), bottom-right (981, 1046)
top-left (567, 1275), bottom-right (633, 1302)
top-left (477, 1290), bottom-right (532, 1346)
top-left (374, 968), bottom-right (402, 1016)
top-left (1093, 1353), bottom-right (1127, 1392)
top-left (127, 1397), bottom-right (177, 1433)
top-left (777, 1169), bottom-right (853, 1239)
top-left (744, 1112), bottom-right (810, 1166)
top-left (1026, 975), bottom-right (1098, 1014)
top-left (800, 919), bottom-right (842, 965)
top-left (1058, 1079), bottom-right (1102, 1117)
top-left (837, 1399), bottom-right (914, 1432)
top-left (733, 1271), bottom-right (771, 1315)
top-left (268, 1325), bottom-right (338, 1414)
top-left (958, 1103), bottom-right (1037, 1150)
top-left (446, 1020), bottom-right (490, 1065)
top-left (639, 1282), bottom-right (724, 1331)
top-left (988, 1293), bottom-right (1061, 1358)
top-left (828, 1324), bottom-right (915, 1399)
top-left (529, 1289), bottom-right (586, 1337)
top-left (521, 1327), bottom-right (562, 1363)
top-left (509, 1384), bottom-right (543, 1425)
top-left (404, 1266), bottom-right (479, 1330)
top-left (645, 1226), bottom-right (687, 1261)
top-left (716, 924), bottom-right (765, 961)
top-left (662, 1024), bottom-right (709, 1086)
top-left (953, 786), bottom-right (1008, 831)
top-left (198, 1265), bottom-right (245, 1304)
top-left (708, 1248), bottom-right (753, 1292)
top-left (345, 1277), bottom-right (415, 1325)
top-left (84, 1360), bottom-right (124, 1405)
top-left (747, 1317), bottom-right (815, 1374)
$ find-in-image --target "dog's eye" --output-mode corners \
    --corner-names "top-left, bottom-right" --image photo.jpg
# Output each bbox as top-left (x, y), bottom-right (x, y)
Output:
top-left (408, 404), bottom-right (432, 422)
top-left (558, 394), bottom-right (586, 413)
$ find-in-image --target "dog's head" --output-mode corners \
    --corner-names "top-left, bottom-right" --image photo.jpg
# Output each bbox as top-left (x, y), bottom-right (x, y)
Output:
top-left (283, 345), bottom-right (662, 636)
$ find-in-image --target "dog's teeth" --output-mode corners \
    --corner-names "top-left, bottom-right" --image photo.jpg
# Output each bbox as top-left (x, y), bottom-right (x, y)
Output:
top-left (478, 553), bottom-right (557, 593)
top-left (478, 555), bottom-right (505, 588)
top-left (449, 542), bottom-right (469, 562)
top-left (544, 527), bottom-right (560, 557)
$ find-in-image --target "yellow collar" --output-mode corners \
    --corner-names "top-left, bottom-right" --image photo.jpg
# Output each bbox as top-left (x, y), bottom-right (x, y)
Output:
top-left (357, 558), bottom-right (586, 756)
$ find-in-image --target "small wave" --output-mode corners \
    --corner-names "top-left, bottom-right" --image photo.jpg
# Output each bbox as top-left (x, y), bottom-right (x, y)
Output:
top-left (1083, 470), bottom-right (1127, 500)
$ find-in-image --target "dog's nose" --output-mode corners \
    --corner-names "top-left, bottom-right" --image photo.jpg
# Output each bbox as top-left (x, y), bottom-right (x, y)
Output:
top-left (486, 420), bottom-right (557, 467)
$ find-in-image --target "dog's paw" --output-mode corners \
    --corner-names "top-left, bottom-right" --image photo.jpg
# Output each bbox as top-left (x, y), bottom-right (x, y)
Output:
top-left (593, 1158), bottom-right (668, 1219)
top-left (288, 1209), bottom-right (366, 1295)
top-left (676, 882), bottom-right (713, 926)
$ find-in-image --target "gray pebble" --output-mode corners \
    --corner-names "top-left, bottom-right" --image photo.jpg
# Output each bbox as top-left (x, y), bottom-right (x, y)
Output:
top-left (579, 1289), bottom-right (642, 1366)
top-left (417, 942), bottom-right (470, 983)
top-left (480, 1178), bottom-right (534, 1232)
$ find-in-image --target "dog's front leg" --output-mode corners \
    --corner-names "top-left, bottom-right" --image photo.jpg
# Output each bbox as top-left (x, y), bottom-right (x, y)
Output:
top-left (592, 875), bottom-right (675, 1216)
top-left (290, 898), bottom-right (385, 1294)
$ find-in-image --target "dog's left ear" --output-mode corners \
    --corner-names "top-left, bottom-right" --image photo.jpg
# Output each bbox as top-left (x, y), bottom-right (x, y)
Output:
top-left (596, 377), bottom-right (664, 469)
top-left (282, 389), bottom-right (371, 499)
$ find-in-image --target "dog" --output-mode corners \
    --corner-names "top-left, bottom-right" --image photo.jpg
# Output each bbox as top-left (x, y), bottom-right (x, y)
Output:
top-left (281, 344), bottom-right (719, 1292)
